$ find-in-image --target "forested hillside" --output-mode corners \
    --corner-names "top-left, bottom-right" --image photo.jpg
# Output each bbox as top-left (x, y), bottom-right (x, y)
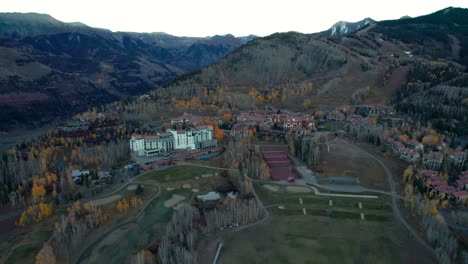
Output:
top-left (147, 8), bottom-right (468, 138)
top-left (0, 13), bottom-right (243, 130)
top-left (371, 7), bottom-right (468, 66)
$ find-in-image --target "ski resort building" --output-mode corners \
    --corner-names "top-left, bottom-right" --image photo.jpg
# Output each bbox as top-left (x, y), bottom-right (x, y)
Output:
top-left (130, 125), bottom-right (217, 157)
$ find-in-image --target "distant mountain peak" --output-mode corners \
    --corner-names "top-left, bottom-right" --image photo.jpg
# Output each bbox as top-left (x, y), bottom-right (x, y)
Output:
top-left (237, 34), bottom-right (258, 44)
top-left (443, 6), bottom-right (455, 14)
top-left (326, 17), bottom-right (375, 36)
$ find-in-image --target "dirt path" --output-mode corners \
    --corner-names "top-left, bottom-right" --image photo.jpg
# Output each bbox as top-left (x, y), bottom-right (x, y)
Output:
top-left (339, 139), bottom-right (435, 255)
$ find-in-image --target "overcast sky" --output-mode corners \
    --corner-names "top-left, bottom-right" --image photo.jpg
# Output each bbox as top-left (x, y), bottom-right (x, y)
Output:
top-left (2, 0), bottom-right (468, 37)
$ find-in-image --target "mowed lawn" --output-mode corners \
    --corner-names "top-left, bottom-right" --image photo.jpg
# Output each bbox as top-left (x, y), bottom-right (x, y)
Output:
top-left (138, 166), bottom-right (216, 183)
top-left (218, 191), bottom-right (435, 264)
top-left (83, 189), bottom-right (194, 263)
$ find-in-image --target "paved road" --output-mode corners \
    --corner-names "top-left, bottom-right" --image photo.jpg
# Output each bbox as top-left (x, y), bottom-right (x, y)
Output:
top-left (0, 210), bottom-right (22, 222)
top-left (291, 155), bottom-right (407, 200)
top-left (339, 139), bottom-right (435, 255)
top-left (439, 210), bottom-right (468, 233)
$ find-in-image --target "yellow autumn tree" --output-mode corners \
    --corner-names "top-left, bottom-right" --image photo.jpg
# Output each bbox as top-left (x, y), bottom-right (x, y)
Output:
top-left (403, 167), bottom-right (414, 182)
top-left (45, 172), bottom-right (57, 185)
top-left (214, 126), bottom-right (225, 142)
top-left (281, 95), bottom-right (287, 104)
top-left (222, 113), bottom-right (231, 123)
top-left (303, 99), bottom-right (312, 109)
top-left (440, 172), bottom-right (449, 181)
top-left (37, 202), bottom-right (53, 222)
top-left (116, 199), bottom-right (130, 213)
top-left (32, 184), bottom-right (46, 203)
top-left (315, 111), bottom-right (324, 119)
top-left (17, 210), bottom-right (29, 227)
top-left (422, 136), bottom-right (430, 145)
top-left (441, 200), bottom-right (449, 209)
top-left (399, 134), bottom-right (409, 144)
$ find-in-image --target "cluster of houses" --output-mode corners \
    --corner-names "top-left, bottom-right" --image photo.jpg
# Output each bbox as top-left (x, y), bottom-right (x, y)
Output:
top-left (384, 138), bottom-right (421, 162)
top-left (324, 104), bottom-right (467, 203)
top-left (57, 112), bottom-right (120, 136)
top-left (170, 113), bottom-right (205, 128)
top-left (450, 151), bottom-right (467, 168)
top-left (71, 169), bottom-right (112, 185)
top-left (385, 136), bottom-right (467, 170)
top-left (326, 105), bottom-right (406, 128)
top-left (422, 151), bottom-right (445, 170)
top-left (130, 126), bottom-right (217, 157)
top-left (230, 110), bottom-right (316, 138)
top-left (327, 105), bottom-right (466, 170)
top-left (327, 110), bottom-right (373, 127)
top-left (418, 170), bottom-right (468, 202)
top-left (384, 135), bottom-right (467, 169)
top-left (168, 110), bottom-right (317, 140)
top-left (327, 105), bottom-right (394, 118)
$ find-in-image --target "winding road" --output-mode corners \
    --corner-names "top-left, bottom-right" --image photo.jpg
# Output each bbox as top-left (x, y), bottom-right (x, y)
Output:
top-left (339, 139), bottom-right (435, 255)
top-left (185, 140), bottom-right (435, 256)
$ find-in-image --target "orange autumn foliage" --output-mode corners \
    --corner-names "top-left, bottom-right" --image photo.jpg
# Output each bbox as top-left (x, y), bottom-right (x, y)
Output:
top-left (32, 184), bottom-right (46, 202)
top-left (116, 198), bottom-right (130, 213)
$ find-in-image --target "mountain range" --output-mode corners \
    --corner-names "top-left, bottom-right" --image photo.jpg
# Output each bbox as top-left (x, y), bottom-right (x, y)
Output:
top-left (156, 7), bottom-right (468, 134)
top-left (0, 13), bottom-right (256, 130)
top-left (1, 7), bottom-right (468, 134)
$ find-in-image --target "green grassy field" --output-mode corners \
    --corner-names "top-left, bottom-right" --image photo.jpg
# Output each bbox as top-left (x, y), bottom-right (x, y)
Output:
top-left (216, 185), bottom-right (435, 264)
top-left (138, 166), bottom-right (216, 183)
top-left (3, 218), bottom-right (56, 264)
top-left (82, 168), bottom-right (221, 263)
top-left (5, 244), bottom-right (41, 264)
top-left (82, 189), bottom-right (189, 263)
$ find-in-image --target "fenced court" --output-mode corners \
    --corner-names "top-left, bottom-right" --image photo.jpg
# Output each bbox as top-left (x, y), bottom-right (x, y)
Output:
top-left (262, 151), bottom-right (298, 180)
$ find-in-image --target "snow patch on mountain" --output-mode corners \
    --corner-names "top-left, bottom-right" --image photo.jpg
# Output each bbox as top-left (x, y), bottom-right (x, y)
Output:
top-left (328, 18), bottom-right (375, 36)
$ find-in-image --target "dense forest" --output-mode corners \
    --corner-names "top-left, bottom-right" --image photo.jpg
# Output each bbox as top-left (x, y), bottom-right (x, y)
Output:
top-left (371, 7), bottom-right (468, 67)
top-left (393, 62), bottom-right (468, 135)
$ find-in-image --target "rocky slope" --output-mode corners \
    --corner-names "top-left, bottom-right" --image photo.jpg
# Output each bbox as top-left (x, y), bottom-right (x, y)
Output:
top-left (322, 18), bottom-right (375, 36)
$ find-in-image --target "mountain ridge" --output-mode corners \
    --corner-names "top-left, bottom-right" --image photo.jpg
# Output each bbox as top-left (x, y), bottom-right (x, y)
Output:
top-left (152, 7), bottom-right (468, 129)
top-left (322, 18), bottom-right (375, 36)
top-left (0, 12), bottom-right (247, 130)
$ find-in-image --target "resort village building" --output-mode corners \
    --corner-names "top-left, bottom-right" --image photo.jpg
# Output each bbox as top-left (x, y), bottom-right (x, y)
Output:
top-left (130, 125), bottom-right (217, 157)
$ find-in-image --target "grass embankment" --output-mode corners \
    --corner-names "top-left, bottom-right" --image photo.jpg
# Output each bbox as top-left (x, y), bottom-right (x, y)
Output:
top-left (138, 166), bottom-right (216, 183)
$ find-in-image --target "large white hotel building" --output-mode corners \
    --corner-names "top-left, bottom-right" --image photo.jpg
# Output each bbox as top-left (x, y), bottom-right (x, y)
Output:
top-left (130, 125), bottom-right (217, 157)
